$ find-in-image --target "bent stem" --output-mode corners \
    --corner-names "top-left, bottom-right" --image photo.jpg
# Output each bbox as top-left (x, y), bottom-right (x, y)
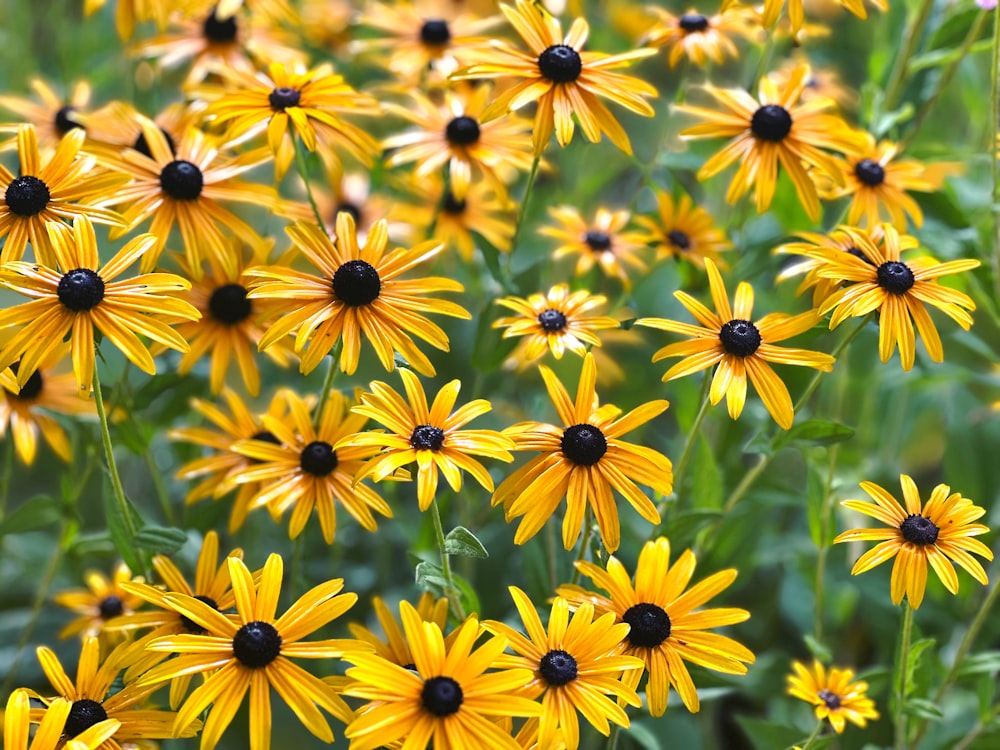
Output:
top-left (800, 720), bottom-right (825, 750)
top-left (313, 340), bottom-right (342, 430)
top-left (509, 154), bottom-right (542, 255)
top-left (430, 496), bottom-right (466, 621)
top-left (894, 601), bottom-right (914, 750)
top-left (655, 369), bottom-right (712, 522)
top-left (93, 364), bottom-right (140, 545)
top-left (293, 134), bottom-right (328, 234)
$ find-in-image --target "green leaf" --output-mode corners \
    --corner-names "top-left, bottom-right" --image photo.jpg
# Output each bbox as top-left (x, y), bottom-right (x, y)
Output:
top-left (0, 495), bottom-right (60, 537)
top-left (774, 420), bottom-right (855, 451)
top-left (906, 637), bottom-right (937, 695)
top-left (102, 488), bottom-right (143, 572)
top-left (414, 561), bottom-right (449, 591)
top-left (443, 526), bottom-right (488, 558)
top-left (977, 673), bottom-right (996, 721)
top-left (662, 509), bottom-right (723, 549)
top-left (905, 696), bottom-right (944, 720)
top-left (133, 526), bottom-right (189, 555)
top-left (928, 7), bottom-right (989, 51)
top-left (958, 651), bottom-right (1000, 677)
top-left (804, 634), bottom-right (833, 663)
top-left (907, 40), bottom-right (992, 75)
top-left (735, 717), bottom-right (804, 750)
top-left (688, 436), bottom-right (723, 511)
top-left (623, 722), bottom-right (662, 750)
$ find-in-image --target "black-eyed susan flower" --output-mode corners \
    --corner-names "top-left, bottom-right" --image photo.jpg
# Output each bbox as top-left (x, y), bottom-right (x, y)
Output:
top-left (228, 389), bottom-right (396, 544)
top-left (137, 553), bottom-right (360, 750)
top-left (0, 125), bottom-right (125, 264)
top-left (754, 0), bottom-right (881, 34)
top-left (558, 536), bottom-right (754, 716)
top-left (406, 178), bottom-right (516, 260)
top-left (80, 99), bottom-right (202, 159)
top-left (641, 6), bottom-right (755, 68)
top-left (677, 64), bottom-right (864, 220)
top-left (787, 659), bottom-right (879, 733)
top-left (483, 586), bottom-right (643, 750)
top-left (493, 352), bottom-right (672, 552)
top-left (637, 258), bottom-right (835, 430)
top-left (314, 171), bottom-right (405, 244)
top-left (772, 55), bottom-right (858, 111)
top-left (540, 206), bottom-right (650, 288)
top-left (0, 78), bottom-right (91, 149)
top-left (457, 0), bottom-right (657, 155)
top-left (83, 0), bottom-right (176, 40)
top-left (816, 224), bottom-right (980, 371)
top-left (5, 690), bottom-right (120, 750)
top-left (0, 216), bottom-right (198, 396)
top-left (345, 367), bottom-right (515, 511)
top-left (633, 191), bottom-right (731, 268)
top-left (53, 562), bottom-right (144, 643)
top-left (834, 475), bottom-right (992, 609)
top-left (493, 284), bottom-right (620, 364)
top-left (249, 214), bottom-right (469, 376)
top-left (347, 592), bottom-right (449, 667)
top-left (342, 601), bottom-right (542, 750)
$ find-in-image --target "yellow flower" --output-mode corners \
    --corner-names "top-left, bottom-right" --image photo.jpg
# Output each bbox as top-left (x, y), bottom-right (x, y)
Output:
top-left (540, 206), bottom-right (650, 288)
top-left (834, 475), bottom-right (992, 609)
top-left (641, 6), bottom-right (755, 68)
top-left (0, 78), bottom-right (91, 149)
top-left (753, 0), bottom-right (882, 34)
top-left (633, 191), bottom-right (731, 268)
top-left (787, 659), bottom-right (879, 734)
top-left (347, 592), bottom-right (449, 667)
top-left (53, 562), bottom-right (145, 643)
top-left (5, 691), bottom-right (120, 750)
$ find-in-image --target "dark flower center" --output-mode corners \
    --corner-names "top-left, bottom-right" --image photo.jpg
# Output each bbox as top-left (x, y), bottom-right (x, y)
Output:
top-left (584, 230), bottom-right (611, 251)
top-left (538, 649), bottom-right (578, 686)
top-left (876, 261), bottom-right (915, 295)
top-left (209, 283), bottom-right (252, 325)
top-left (420, 19), bottom-right (451, 45)
top-left (538, 44), bottom-right (583, 84)
top-left (160, 160), bottom-right (204, 201)
top-left (845, 246), bottom-right (875, 265)
top-left (251, 430), bottom-right (280, 445)
top-left (668, 229), bottom-right (691, 250)
top-left (98, 595), bottom-right (124, 619)
top-left (204, 9), bottom-right (238, 43)
top-left (179, 595), bottom-right (219, 634)
top-left (134, 127), bottom-right (177, 158)
top-left (421, 676), bottom-right (463, 716)
top-left (623, 602), bottom-right (671, 648)
top-left (55, 105), bottom-right (83, 135)
top-left (537, 308), bottom-right (567, 332)
top-left (335, 202), bottom-right (361, 223)
top-left (561, 423), bottom-right (608, 466)
top-left (269, 86), bottom-right (301, 111)
top-left (854, 158), bottom-right (885, 186)
top-left (410, 424), bottom-right (445, 451)
top-left (719, 319), bottom-right (761, 357)
top-left (5, 175), bottom-right (51, 217)
top-left (750, 104), bottom-right (793, 142)
top-left (900, 513), bottom-right (939, 546)
top-left (679, 14), bottom-right (710, 32)
top-left (442, 191), bottom-right (466, 215)
top-left (445, 116), bottom-right (481, 146)
top-left (300, 440), bottom-right (338, 476)
top-left (9, 362), bottom-right (43, 400)
top-left (332, 260), bottom-right (381, 306)
top-left (232, 620), bottom-right (282, 668)
top-left (817, 688), bottom-right (842, 710)
top-left (57, 269), bottom-right (105, 312)
top-left (64, 699), bottom-right (108, 738)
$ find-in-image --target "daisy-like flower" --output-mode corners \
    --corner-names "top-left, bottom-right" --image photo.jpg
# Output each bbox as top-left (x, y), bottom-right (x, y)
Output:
top-left (816, 223), bottom-right (980, 371)
top-left (493, 284), bottom-right (620, 364)
top-left (483, 586), bottom-right (643, 750)
top-left (382, 85), bottom-right (534, 201)
top-left (786, 659), bottom-right (879, 734)
top-left (493, 352), bottom-right (672, 552)
top-left (557, 536), bottom-right (755, 716)
top-left (53, 562), bottom-right (145, 642)
top-left (637, 258), bottom-right (835, 430)
top-left (0, 216), bottom-right (198, 395)
top-left (342, 601), bottom-right (542, 750)
top-left (344, 367), bottom-right (515, 511)
top-left (0, 341), bottom-right (95, 465)
top-left (772, 55), bottom-right (858, 111)
top-left (677, 64), bottom-right (864, 220)
top-left (347, 592), bottom-right (449, 667)
top-left (457, 0), bottom-right (658, 156)
top-left (0, 125), bottom-right (124, 264)
top-left (228, 389), bottom-right (396, 544)
top-left (137, 553), bottom-right (361, 750)
top-left (248, 214), bottom-right (469, 376)
top-left (315, 171), bottom-right (405, 244)
top-left (833, 475), bottom-right (992, 609)
top-left (641, 6), bottom-right (755, 68)
top-left (754, 0), bottom-right (883, 34)
top-left (633, 191), bottom-right (731, 268)
top-left (540, 206), bottom-right (650, 289)
top-left (405, 177), bottom-right (516, 260)
top-left (5, 691), bottom-right (120, 750)
top-left (83, 0), bottom-right (177, 40)
top-left (0, 78), bottom-right (91, 149)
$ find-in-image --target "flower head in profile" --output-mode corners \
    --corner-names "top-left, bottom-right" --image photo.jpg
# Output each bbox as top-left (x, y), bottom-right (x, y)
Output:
top-left (342, 602), bottom-right (542, 750)
top-left (641, 6), bottom-right (755, 68)
top-left (5, 690), bottom-right (120, 750)
top-left (540, 206), bottom-right (650, 288)
top-left (457, 0), bottom-right (657, 155)
top-left (53, 562), bottom-right (144, 643)
top-left (637, 258), bottom-right (834, 430)
top-left (633, 191), bottom-right (731, 268)
top-left (787, 659), bottom-right (879, 734)
top-left (493, 352), bottom-right (672, 552)
top-left (558, 537), bottom-right (754, 716)
top-left (834, 475), bottom-right (992, 609)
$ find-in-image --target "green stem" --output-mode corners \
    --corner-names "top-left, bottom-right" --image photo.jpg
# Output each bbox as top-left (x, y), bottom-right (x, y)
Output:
top-left (884, 0), bottom-right (936, 112)
top-left (0, 436), bottom-right (13, 521)
top-left (953, 702), bottom-right (1000, 750)
top-left (313, 341), bottom-right (341, 431)
top-left (545, 517), bottom-right (558, 592)
top-left (666, 370), bottom-right (712, 510)
top-left (992, 5), bottom-right (1000, 301)
top-left (569, 508), bottom-right (595, 587)
top-left (799, 720), bottom-right (825, 750)
top-left (607, 724), bottom-right (621, 750)
top-left (93, 365), bottom-right (139, 544)
top-left (430, 496), bottom-right (465, 621)
top-left (291, 534), bottom-right (304, 600)
top-left (509, 154), bottom-right (542, 257)
top-left (293, 134), bottom-right (328, 235)
top-left (895, 601), bottom-right (914, 750)
top-left (813, 445), bottom-right (839, 644)
top-left (143, 446), bottom-right (174, 525)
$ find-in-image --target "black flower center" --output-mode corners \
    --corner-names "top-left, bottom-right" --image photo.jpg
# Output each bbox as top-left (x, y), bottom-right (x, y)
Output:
top-left (134, 127), bottom-right (177, 158)
top-left (442, 191), bottom-right (466, 215)
top-left (55, 105), bottom-right (83, 135)
top-left (817, 689), bottom-right (842, 710)
top-left (584, 230), bottom-right (611, 251)
top-left (750, 104), bottom-right (793, 142)
top-left (160, 160), bottom-right (204, 201)
top-left (251, 430), bottom-right (280, 445)
top-left (204, 9), bottom-right (238, 42)
top-left (845, 246), bottom-right (875, 265)
top-left (561, 423), bottom-right (608, 466)
top-left (410, 424), bottom-right (445, 451)
top-left (445, 116), bottom-right (481, 146)
top-left (538, 649), bottom-right (578, 686)
top-left (300, 440), bottom-right (338, 476)
top-left (854, 158), bottom-right (885, 186)
top-left (209, 283), bottom-right (252, 325)
top-left (623, 602), bottom-right (671, 648)
top-left (668, 229), bottom-right (691, 250)
top-left (269, 86), bottom-right (301, 111)
top-left (64, 699), bottom-right (108, 738)
top-left (179, 595), bottom-right (219, 634)
top-left (876, 261), bottom-right (915, 295)
top-left (335, 202), bottom-right (361, 223)
top-left (232, 620), bottom-right (282, 668)
top-left (420, 19), bottom-right (451, 45)
top-left (98, 595), bottom-right (124, 619)
top-left (332, 259), bottom-right (381, 306)
top-left (679, 14), bottom-right (710, 32)
top-left (421, 676), bottom-right (463, 716)
top-left (537, 308), bottom-right (567, 332)
top-left (57, 269), bottom-right (105, 312)
top-left (538, 44), bottom-right (583, 84)
top-left (719, 319), bottom-right (761, 357)
top-left (5, 175), bottom-right (51, 217)
top-left (9, 362), bottom-right (43, 400)
top-left (900, 513), bottom-right (939, 546)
